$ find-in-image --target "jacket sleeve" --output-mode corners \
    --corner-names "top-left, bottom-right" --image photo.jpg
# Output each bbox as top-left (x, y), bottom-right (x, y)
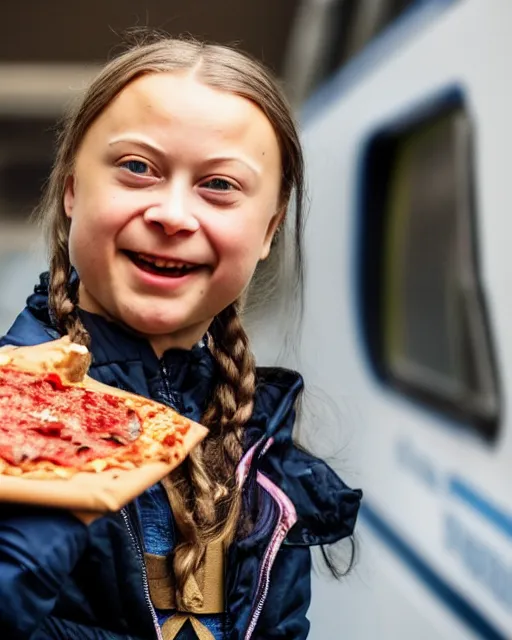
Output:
top-left (0, 505), bottom-right (89, 639)
top-left (254, 543), bottom-right (312, 639)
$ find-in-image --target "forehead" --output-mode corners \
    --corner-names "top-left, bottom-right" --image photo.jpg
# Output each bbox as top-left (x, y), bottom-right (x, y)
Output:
top-left (85, 72), bottom-right (281, 162)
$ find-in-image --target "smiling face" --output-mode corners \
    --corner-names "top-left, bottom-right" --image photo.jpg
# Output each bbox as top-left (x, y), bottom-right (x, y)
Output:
top-left (63, 72), bottom-right (283, 353)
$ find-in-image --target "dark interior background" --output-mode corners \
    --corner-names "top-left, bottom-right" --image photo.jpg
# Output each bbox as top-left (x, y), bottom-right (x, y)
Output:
top-left (0, 0), bottom-right (298, 73)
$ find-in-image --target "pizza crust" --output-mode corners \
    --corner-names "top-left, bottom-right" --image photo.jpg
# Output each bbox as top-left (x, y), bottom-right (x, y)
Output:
top-left (0, 337), bottom-right (91, 383)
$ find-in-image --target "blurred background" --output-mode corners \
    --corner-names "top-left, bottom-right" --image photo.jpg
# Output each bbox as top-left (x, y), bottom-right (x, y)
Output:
top-left (1, 0), bottom-right (511, 638)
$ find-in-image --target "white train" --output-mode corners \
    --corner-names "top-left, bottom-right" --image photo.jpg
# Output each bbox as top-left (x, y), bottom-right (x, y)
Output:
top-left (253, 0), bottom-right (512, 638)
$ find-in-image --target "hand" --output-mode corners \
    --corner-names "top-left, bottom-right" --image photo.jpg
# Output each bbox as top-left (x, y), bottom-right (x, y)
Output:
top-left (71, 510), bottom-right (104, 525)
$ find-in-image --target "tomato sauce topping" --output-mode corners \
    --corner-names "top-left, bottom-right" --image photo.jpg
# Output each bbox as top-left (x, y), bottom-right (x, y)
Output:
top-left (0, 368), bottom-right (141, 467)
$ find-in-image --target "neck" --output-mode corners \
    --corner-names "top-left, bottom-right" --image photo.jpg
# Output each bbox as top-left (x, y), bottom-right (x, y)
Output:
top-left (77, 282), bottom-right (211, 358)
top-left (147, 329), bottom-right (207, 358)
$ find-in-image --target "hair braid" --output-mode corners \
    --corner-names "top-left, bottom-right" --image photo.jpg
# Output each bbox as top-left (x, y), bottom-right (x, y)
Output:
top-left (205, 301), bottom-right (256, 461)
top-left (48, 227), bottom-right (90, 346)
top-left (164, 301), bottom-right (257, 608)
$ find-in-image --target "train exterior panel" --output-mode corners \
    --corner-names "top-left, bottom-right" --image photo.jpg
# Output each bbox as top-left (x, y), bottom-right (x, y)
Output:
top-left (253, 0), bottom-right (512, 638)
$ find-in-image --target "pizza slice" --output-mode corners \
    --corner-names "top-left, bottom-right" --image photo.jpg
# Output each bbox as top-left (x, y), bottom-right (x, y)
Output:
top-left (0, 337), bottom-right (208, 512)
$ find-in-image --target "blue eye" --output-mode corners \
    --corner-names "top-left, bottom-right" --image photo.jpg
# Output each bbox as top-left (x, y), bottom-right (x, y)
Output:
top-left (202, 178), bottom-right (234, 191)
top-left (122, 160), bottom-right (150, 175)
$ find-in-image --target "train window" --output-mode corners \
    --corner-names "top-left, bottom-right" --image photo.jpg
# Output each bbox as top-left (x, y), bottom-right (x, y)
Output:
top-left (360, 100), bottom-right (500, 438)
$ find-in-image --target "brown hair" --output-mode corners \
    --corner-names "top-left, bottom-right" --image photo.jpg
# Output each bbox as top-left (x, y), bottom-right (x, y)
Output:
top-left (38, 34), bottom-right (305, 606)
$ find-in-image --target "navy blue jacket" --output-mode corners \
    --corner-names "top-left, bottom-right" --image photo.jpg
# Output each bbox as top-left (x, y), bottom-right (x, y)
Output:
top-left (0, 276), bottom-right (362, 640)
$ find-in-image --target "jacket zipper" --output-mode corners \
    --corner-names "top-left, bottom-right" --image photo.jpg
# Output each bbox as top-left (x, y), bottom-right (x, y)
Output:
top-left (119, 360), bottom-right (172, 640)
top-left (159, 360), bottom-right (175, 408)
top-left (244, 472), bottom-right (298, 640)
top-left (121, 507), bottom-right (164, 640)
top-left (244, 520), bottom-right (288, 639)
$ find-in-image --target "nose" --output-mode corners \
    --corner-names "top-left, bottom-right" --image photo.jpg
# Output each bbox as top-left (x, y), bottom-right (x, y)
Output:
top-left (143, 183), bottom-right (200, 235)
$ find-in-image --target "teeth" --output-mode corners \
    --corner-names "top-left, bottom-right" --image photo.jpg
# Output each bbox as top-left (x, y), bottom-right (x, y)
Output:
top-left (138, 254), bottom-right (191, 270)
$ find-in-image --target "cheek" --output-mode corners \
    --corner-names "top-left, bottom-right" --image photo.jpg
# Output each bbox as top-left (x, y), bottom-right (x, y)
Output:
top-left (216, 217), bottom-right (267, 263)
top-left (208, 215), bottom-right (270, 287)
top-left (67, 198), bottom-right (125, 271)
top-left (69, 189), bottom-right (133, 243)
top-left (68, 220), bottom-right (103, 272)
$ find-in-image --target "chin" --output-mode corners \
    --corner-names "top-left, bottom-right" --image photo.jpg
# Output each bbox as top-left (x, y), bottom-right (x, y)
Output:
top-left (121, 306), bottom-right (204, 341)
top-left (126, 314), bottom-right (181, 336)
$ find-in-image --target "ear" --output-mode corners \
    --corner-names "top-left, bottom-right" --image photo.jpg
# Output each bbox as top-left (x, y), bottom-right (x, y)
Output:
top-left (260, 207), bottom-right (285, 261)
top-left (63, 175), bottom-right (76, 218)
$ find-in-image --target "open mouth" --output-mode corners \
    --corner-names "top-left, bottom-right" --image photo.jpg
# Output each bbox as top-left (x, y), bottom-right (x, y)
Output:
top-left (124, 251), bottom-right (201, 278)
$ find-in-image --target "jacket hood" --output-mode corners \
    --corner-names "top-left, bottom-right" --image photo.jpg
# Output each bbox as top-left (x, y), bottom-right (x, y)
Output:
top-left (247, 374), bottom-right (362, 546)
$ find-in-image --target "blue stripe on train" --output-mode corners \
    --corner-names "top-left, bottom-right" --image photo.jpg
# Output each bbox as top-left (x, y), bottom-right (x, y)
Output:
top-left (360, 503), bottom-right (508, 640)
top-left (448, 478), bottom-right (512, 541)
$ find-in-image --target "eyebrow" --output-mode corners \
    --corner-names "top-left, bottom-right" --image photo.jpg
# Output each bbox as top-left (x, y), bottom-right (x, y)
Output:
top-left (108, 135), bottom-right (167, 159)
top-left (108, 135), bottom-right (262, 177)
top-left (203, 156), bottom-right (262, 178)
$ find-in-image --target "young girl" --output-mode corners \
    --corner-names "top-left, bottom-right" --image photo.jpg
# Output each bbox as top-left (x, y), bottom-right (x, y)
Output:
top-left (0, 35), bottom-right (361, 640)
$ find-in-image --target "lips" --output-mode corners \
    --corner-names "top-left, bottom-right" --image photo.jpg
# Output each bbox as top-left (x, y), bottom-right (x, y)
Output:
top-left (124, 251), bottom-right (201, 277)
